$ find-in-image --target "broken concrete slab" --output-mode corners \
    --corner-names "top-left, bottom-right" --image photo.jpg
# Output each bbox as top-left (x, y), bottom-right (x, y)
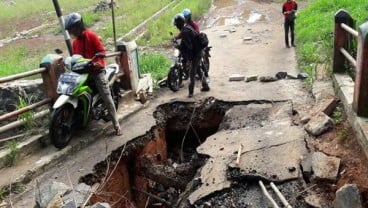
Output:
top-left (35, 181), bottom-right (71, 208)
top-left (304, 112), bottom-right (334, 136)
top-left (334, 184), bottom-right (363, 208)
top-left (311, 152), bottom-right (340, 181)
top-left (305, 194), bottom-right (323, 208)
top-left (229, 74), bottom-right (245, 81)
top-left (312, 81), bottom-right (336, 103)
top-left (311, 97), bottom-right (338, 116)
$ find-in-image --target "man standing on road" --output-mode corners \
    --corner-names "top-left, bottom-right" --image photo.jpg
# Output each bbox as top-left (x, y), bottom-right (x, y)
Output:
top-left (64, 12), bottom-right (122, 136)
top-left (173, 13), bottom-right (209, 98)
top-left (282, 0), bottom-right (298, 48)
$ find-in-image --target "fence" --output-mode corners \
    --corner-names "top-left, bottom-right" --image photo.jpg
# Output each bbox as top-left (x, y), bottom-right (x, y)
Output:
top-left (0, 41), bottom-right (137, 136)
top-left (333, 9), bottom-right (368, 117)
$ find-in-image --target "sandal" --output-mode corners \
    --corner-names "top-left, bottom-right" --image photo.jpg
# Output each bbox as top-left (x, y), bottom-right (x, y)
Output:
top-left (115, 125), bottom-right (123, 136)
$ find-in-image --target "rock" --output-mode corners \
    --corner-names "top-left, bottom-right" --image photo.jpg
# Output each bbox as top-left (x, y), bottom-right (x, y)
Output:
top-left (305, 194), bottom-right (323, 208)
top-left (35, 181), bottom-right (71, 208)
top-left (297, 72), bottom-right (309, 79)
top-left (245, 75), bottom-right (258, 82)
top-left (286, 74), bottom-right (298, 79)
top-left (311, 152), bottom-right (341, 181)
top-left (275, 72), bottom-right (287, 79)
top-left (243, 37), bottom-right (252, 41)
top-left (259, 76), bottom-right (278, 82)
top-left (304, 112), bottom-right (334, 136)
top-left (300, 115), bottom-right (311, 124)
top-left (62, 183), bottom-right (92, 208)
top-left (334, 184), bottom-right (363, 208)
top-left (229, 74), bottom-right (245, 81)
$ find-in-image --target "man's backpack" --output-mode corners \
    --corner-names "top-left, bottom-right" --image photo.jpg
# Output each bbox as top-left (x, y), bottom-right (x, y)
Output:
top-left (197, 32), bottom-right (209, 49)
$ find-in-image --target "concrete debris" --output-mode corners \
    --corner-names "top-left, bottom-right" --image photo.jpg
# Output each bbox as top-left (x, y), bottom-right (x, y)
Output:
top-left (297, 72), bottom-right (308, 79)
top-left (275, 72), bottom-right (287, 79)
top-left (333, 184), bottom-right (363, 208)
top-left (304, 112), bottom-right (334, 136)
top-left (62, 183), bottom-right (92, 208)
top-left (89, 202), bottom-right (112, 208)
top-left (312, 97), bottom-right (338, 116)
top-left (300, 115), bottom-right (311, 124)
top-left (311, 152), bottom-right (341, 181)
top-left (245, 75), bottom-right (258, 82)
top-left (229, 74), bottom-right (245, 81)
top-left (312, 81), bottom-right (336, 103)
top-left (35, 181), bottom-right (71, 208)
top-left (243, 37), bottom-right (252, 41)
top-left (259, 76), bottom-right (278, 82)
top-left (305, 194), bottom-right (323, 208)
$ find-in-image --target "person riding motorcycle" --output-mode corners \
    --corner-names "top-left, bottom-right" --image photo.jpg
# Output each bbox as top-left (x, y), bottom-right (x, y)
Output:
top-left (173, 13), bottom-right (209, 98)
top-left (64, 12), bottom-right (122, 136)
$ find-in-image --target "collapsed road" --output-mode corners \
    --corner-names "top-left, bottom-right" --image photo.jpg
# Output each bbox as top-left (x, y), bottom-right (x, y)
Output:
top-left (5, 0), bottom-right (366, 207)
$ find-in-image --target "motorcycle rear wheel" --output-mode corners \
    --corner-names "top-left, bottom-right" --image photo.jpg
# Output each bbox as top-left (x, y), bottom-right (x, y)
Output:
top-left (50, 104), bottom-right (75, 149)
top-left (168, 66), bottom-right (182, 92)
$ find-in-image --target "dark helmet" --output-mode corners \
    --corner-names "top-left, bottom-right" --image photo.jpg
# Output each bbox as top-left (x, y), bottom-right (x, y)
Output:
top-left (182, 8), bottom-right (192, 20)
top-left (173, 13), bottom-right (185, 29)
top-left (64, 12), bottom-right (84, 30)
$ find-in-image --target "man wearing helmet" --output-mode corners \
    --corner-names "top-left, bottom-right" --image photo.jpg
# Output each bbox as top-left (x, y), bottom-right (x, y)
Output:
top-left (64, 12), bottom-right (122, 136)
top-left (173, 13), bottom-right (210, 98)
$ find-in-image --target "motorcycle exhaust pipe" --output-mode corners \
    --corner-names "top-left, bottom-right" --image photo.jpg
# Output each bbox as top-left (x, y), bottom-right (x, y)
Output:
top-left (52, 0), bottom-right (73, 56)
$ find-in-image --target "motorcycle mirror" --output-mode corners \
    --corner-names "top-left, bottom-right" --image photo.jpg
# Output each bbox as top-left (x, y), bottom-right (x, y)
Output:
top-left (55, 49), bottom-right (63, 54)
top-left (95, 52), bottom-right (106, 58)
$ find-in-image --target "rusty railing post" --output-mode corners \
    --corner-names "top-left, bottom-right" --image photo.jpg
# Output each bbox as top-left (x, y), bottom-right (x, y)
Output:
top-left (353, 22), bottom-right (368, 117)
top-left (40, 54), bottom-right (65, 101)
top-left (333, 9), bottom-right (355, 73)
top-left (117, 42), bottom-right (133, 90)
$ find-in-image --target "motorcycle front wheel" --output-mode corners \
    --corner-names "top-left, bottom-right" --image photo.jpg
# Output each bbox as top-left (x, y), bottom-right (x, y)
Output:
top-left (50, 104), bottom-right (75, 149)
top-left (167, 66), bottom-right (182, 92)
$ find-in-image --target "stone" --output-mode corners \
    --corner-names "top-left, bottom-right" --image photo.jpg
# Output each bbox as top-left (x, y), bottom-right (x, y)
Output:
top-left (312, 98), bottom-right (338, 116)
top-left (243, 37), bottom-right (252, 41)
top-left (245, 75), bottom-right (258, 82)
top-left (229, 74), bottom-right (245, 81)
top-left (305, 194), bottom-right (322, 208)
top-left (90, 202), bottom-right (111, 208)
top-left (286, 74), bottom-right (298, 79)
top-left (334, 184), bottom-right (363, 208)
top-left (259, 76), bottom-right (278, 82)
top-left (311, 152), bottom-right (341, 181)
top-left (35, 181), bottom-right (71, 208)
top-left (304, 112), bottom-right (334, 136)
top-left (275, 72), bottom-right (287, 79)
top-left (300, 115), bottom-right (311, 124)
top-left (297, 72), bottom-right (309, 79)
top-left (62, 183), bottom-right (92, 208)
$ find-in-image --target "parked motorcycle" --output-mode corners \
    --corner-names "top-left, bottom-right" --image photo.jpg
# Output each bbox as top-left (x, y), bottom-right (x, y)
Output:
top-left (167, 33), bottom-right (211, 92)
top-left (49, 52), bottom-right (120, 149)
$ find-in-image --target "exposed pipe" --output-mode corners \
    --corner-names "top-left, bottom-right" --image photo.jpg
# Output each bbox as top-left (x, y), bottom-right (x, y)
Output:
top-left (259, 180), bottom-right (280, 208)
top-left (52, 0), bottom-right (73, 56)
top-left (270, 182), bottom-right (292, 208)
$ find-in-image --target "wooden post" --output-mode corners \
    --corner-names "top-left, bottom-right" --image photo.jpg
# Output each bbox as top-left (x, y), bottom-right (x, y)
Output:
top-left (353, 22), bottom-right (368, 117)
top-left (333, 9), bottom-right (355, 73)
top-left (40, 55), bottom-right (65, 101)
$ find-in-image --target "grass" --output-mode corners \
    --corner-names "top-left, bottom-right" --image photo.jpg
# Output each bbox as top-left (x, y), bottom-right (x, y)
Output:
top-left (16, 96), bottom-right (37, 130)
top-left (4, 141), bottom-right (19, 167)
top-left (296, 0), bottom-right (368, 83)
top-left (333, 106), bottom-right (343, 125)
top-left (139, 53), bottom-right (172, 81)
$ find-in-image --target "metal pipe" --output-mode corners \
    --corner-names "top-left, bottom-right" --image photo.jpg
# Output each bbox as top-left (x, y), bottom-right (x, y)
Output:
top-left (0, 98), bottom-right (52, 122)
top-left (105, 51), bottom-right (121, 58)
top-left (341, 23), bottom-right (358, 38)
top-left (270, 182), bottom-right (292, 208)
top-left (111, 0), bottom-right (117, 51)
top-left (0, 110), bottom-right (49, 134)
top-left (0, 68), bottom-right (46, 84)
top-left (52, 0), bottom-right (73, 56)
top-left (340, 47), bottom-right (357, 67)
top-left (259, 181), bottom-right (280, 208)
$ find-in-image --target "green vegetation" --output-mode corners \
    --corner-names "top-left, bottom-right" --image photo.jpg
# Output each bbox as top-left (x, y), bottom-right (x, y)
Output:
top-left (337, 128), bottom-right (348, 141)
top-left (4, 141), bottom-right (19, 167)
top-left (0, 187), bottom-right (4, 201)
top-left (296, 0), bottom-right (368, 84)
top-left (333, 106), bottom-right (343, 125)
top-left (139, 53), bottom-right (171, 81)
top-left (16, 96), bottom-right (37, 130)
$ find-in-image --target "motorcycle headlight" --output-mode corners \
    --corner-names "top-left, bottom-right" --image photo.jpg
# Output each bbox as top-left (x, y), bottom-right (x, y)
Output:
top-left (57, 72), bottom-right (86, 95)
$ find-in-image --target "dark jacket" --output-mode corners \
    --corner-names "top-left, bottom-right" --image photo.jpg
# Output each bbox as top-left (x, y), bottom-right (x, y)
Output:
top-left (178, 25), bottom-right (200, 61)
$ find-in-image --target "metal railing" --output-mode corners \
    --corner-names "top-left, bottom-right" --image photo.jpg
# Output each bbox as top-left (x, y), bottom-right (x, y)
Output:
top-left (0, 50), bottom-right (125, 135)
top-left (333, 9), bottom-right (368, 117)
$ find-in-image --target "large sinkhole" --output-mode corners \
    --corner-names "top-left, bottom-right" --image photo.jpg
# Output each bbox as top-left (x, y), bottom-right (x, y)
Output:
top-left (79, 98), bottom-right (289, 208)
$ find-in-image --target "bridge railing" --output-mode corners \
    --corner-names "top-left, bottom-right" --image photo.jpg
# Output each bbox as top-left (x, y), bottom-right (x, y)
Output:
top-left (333, 9), bottom-right (368, 117)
